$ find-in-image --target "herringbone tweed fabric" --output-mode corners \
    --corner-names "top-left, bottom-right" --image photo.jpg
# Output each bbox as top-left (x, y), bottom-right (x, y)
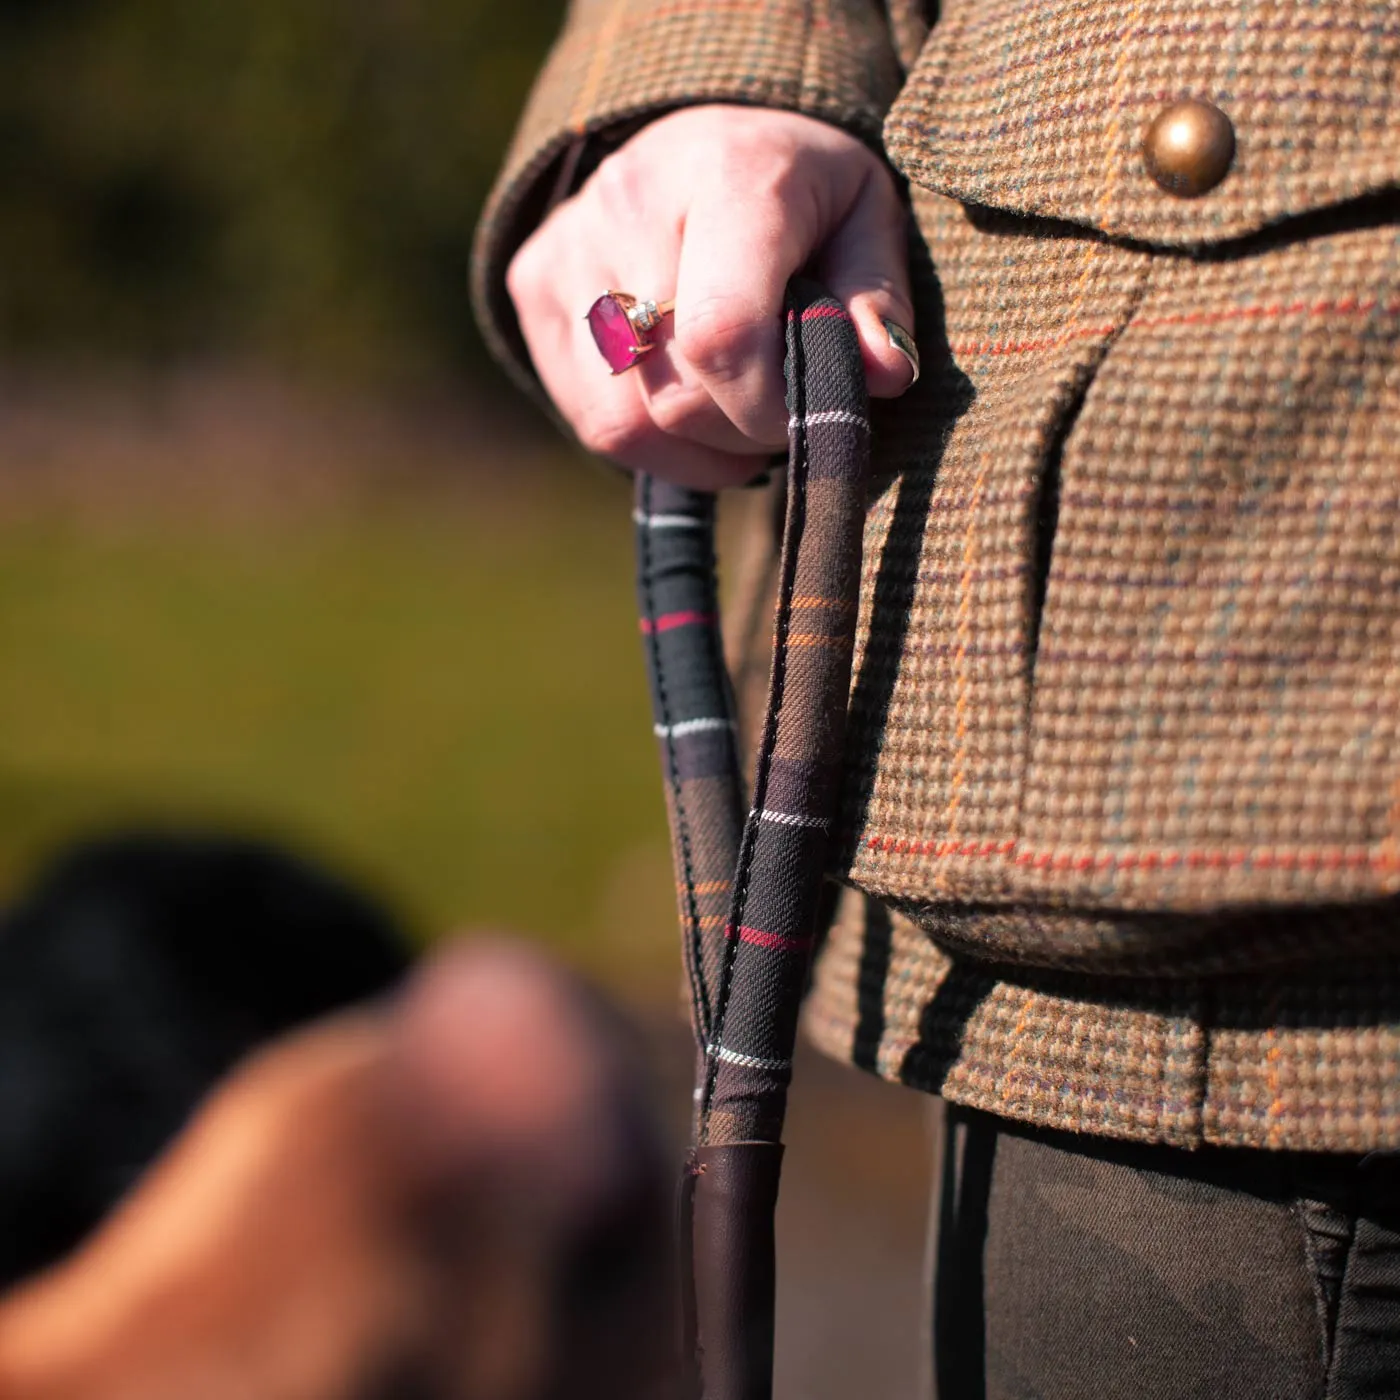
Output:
top-left (473, 0), bottom-right (1400, 1152)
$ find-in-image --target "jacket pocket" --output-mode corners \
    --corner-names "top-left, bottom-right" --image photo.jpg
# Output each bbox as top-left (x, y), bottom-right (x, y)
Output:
top-left (883, 0), bottom-right (1400, 250)
top-left (1011, 219), bottom-right (1400, 913)
top-left (845, 0), bottom-right (1400, 925)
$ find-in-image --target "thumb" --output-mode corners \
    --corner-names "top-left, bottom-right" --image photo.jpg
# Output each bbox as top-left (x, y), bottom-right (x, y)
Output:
top-left (818, 167), bottom-right (919, 399)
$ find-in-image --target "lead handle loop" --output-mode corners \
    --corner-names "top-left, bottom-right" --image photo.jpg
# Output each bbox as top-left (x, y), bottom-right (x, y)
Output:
top-left (635, 280), bottom-right (871, 1398)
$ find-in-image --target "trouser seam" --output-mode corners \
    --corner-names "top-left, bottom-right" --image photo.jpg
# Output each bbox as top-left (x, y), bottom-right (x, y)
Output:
top-left (1293, 1195), bottom-right (1341, 1394)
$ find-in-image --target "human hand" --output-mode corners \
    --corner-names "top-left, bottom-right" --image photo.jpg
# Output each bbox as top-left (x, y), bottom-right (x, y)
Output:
top-left (506, 105), bottom-right (916, 489)
top-left (0, 941), bottom-right (671, 1400)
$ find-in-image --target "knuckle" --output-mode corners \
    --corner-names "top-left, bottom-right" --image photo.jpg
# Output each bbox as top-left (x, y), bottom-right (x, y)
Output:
top-left (576, 406), bottom-right (643, 462)
top-left (676, 297), bottom-right (768, 381)
top-left (654, 383), bottom-right (778, 450)
top-left (505, 240), bottom-right (542, 307)
top-left (586, 148), bottom-right (649, 218)
top-left (647, 388), bottom-right (707, 439)
top-left (864, 270), bottom-right (909, 306)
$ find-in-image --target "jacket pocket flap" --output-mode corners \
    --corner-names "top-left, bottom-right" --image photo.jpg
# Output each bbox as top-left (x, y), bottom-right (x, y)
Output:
top-left (884, 0), bottom-right (1400, 248)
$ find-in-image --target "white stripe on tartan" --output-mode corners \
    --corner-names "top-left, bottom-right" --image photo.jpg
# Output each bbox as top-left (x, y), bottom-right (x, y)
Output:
top-left (758, 808), bottom-right (830, 830)
top-left (632, 510), bottom-right (709, 530)
top-left (788, 410), bottom-right (870, 433)
top-left (654, 717), bottom-right (736, 739)
top-left (711, 1045), bottom-right (792, 1072)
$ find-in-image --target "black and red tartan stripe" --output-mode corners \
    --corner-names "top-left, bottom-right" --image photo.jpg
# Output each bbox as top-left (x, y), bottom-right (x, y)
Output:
top-left (634, 474), bottom-right (745, 1053)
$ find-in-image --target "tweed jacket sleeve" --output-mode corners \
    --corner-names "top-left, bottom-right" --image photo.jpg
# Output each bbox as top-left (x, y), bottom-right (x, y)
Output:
top-left (470, 0), bottom-right (910, 391)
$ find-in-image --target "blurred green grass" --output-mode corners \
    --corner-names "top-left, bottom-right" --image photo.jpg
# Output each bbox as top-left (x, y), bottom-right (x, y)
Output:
top-left (0, 0), bottom-right (688, 995)
top-left (0, 430), bottom-right (680, 995)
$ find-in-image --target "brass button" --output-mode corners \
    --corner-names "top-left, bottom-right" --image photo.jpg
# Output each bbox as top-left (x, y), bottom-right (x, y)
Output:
top-left (1142, 99), bottom-right (1235, 198)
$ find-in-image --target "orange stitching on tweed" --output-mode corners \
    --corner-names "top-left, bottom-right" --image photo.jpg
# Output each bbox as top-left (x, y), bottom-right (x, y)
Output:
top-left (942, 262), bottom-right (1097, 856)
top-left (982, 16), bottom-right (1400, 81)
top-left (1265, 1040), bottom-right (1285, 1150)
top-left (568, 0), bottom-right (629, 133)
top-left (948, 296), bottom-right (1400, 359)
top-left (1138, 295), bottom-right (1400, 331)
top-left (864, 834), bottom-right (1400, 874)
top-left (1091, 0), bottom-right (1145, 230)
top-left (940, 0), bottom-right (1138, 856)
top-left (944, 456), bottom-right (981, 838)
top-left (1380, 764), bottom-right (1400, 886)
top-left (941, 1), bottom-right (1400, 46)
top-left (940, 33), bottom-right (1130, 870)
top-left (643, 0), bottom-right (830, 24)
top-left (1003, 996), bottom-right (1036, 1105)
top-left (949, 324), bottom-right (1119, 358)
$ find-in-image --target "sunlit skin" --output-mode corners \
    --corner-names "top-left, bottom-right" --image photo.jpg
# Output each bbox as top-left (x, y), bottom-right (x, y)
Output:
top-left (507, 105), bottom-right (918, 489)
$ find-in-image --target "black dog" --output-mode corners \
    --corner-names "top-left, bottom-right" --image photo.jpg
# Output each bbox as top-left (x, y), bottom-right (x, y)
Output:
top-left (0, 831), bottom-right (411, 1289)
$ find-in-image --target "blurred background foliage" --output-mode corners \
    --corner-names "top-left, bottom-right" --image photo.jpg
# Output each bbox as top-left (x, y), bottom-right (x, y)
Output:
top-left (0, 0), bottom-right (552, 383)
top-left (0, 0), bottom-right (699, 995)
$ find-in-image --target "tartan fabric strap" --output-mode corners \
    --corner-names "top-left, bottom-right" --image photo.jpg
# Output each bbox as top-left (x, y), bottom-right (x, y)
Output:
top-left (634, 280), bottom-right (871, 1397)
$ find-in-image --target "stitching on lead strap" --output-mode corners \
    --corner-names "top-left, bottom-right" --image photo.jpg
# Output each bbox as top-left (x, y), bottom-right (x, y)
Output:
top-left (789, 410), bottom-right (870, 432)
top-left (654, 717), bottom-right (735, 738)
top-left (633, 510), bottom-right (709, 530)
top-left (711, 1045), bottom-right (793, 1072)
top-left (759, 809), bottom-right (830, 830)
top-left (700, 298), bottom-right (810, 1140)
top-left (691, 489), bottom-right (741, 1050)
top-left (640, 475), bottom-right (709, 1046)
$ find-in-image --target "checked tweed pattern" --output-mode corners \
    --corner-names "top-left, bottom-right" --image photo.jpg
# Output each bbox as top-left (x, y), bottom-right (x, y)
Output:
top-left (635, 282), bottom-right (869, 1148)
top-left (478, 0), bottom-right (1400, 1154)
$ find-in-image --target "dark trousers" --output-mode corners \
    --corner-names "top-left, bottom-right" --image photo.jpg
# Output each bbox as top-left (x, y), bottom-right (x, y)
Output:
top-left (933, 1106), bottom-right (1400, 1400)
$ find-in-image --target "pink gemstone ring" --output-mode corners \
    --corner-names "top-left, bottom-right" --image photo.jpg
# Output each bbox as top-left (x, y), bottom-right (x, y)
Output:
top-left (586, 291), bottom-right (675, 375)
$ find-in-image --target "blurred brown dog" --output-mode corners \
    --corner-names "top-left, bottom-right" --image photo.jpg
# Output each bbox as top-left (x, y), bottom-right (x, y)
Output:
top-left (0, 941), bottom-right (673, 1400)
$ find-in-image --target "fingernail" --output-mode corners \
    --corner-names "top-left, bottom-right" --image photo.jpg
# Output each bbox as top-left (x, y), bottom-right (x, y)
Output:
top-left (883, 319), bottom-right (920, 385)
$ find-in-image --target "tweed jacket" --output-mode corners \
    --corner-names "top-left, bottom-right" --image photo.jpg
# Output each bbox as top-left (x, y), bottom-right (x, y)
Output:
top-left (473, 0), bottom-right (1400, 1152)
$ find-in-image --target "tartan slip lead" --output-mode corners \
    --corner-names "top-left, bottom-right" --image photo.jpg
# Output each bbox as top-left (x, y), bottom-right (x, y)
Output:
top-left (634, 280), bottom-right (871, 1400)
